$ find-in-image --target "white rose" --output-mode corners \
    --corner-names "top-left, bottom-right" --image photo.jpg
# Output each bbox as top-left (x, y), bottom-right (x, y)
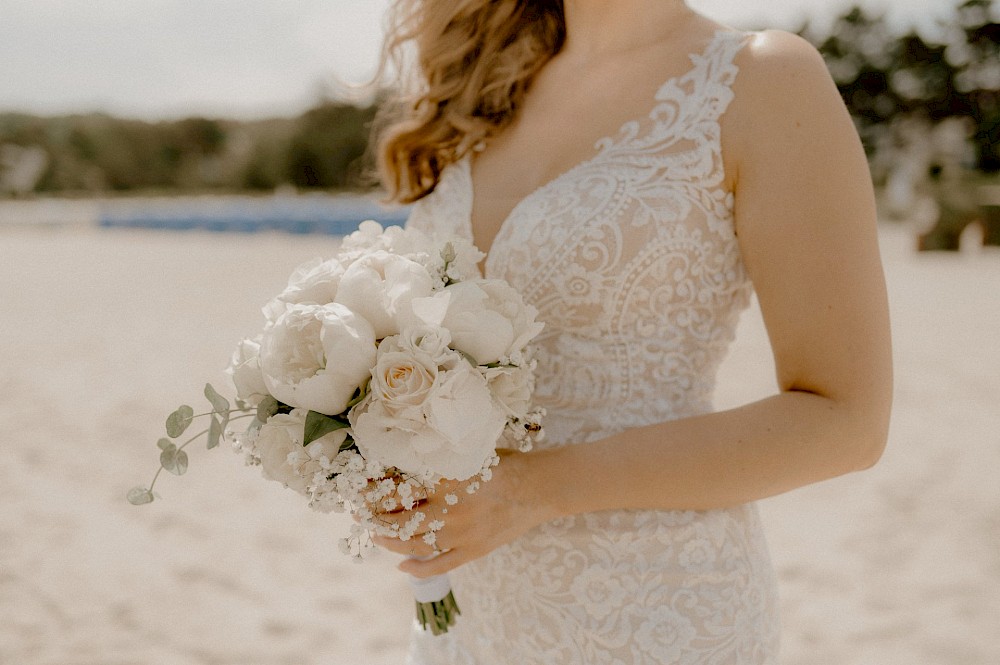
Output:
top-left (396, 325), bottom-right (461, 370)
top-left (334, 250), bottom-right (435, 339)
top-left (260, 302), bottom-right (376, 415)
top-left (350, 362), bottom-right (505, 481)
top-left (262, 256), bottom-right (345, 324)
top-left (226, 335), bottom-right (270, 407)
top-left (257, 410), bottom-right (349, 495)
top-left (425, 280), bottom-right (544, 365)
top-left (369, 337), bottom-right (440, 422)
top-left (483, 364), bottom-right (534, 418)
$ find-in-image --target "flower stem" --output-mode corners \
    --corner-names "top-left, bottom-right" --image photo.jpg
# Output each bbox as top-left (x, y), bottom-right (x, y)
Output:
top-left (147, 412), bottom-right (257, 493)
top-left (415, 590), bottom-right (461, 636)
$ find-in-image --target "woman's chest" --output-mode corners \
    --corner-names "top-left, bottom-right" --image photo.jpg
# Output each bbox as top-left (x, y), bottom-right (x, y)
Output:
top-left (484, 159), bottom-right (746, 333)
top-left (468, 39), bottom-right (730, 254)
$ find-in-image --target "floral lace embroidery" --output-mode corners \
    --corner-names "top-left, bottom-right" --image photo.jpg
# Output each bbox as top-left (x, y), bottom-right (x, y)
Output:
top-left (405, 30), bottom-right (780, 664)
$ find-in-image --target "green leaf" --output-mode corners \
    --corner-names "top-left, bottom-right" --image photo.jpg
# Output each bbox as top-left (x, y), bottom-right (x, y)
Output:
top-left (256, 396), bottom-right (279, 422)
top-left (345, 380), bottom-right (370, 409)
top-left (204, 383), bottom-right (230, 417)
top-left (165, 405), bottom-right (194, 438)
top-left (160, 448), bottom-right (189, 476)
top-left (207, 415), bottom-right (222, 450)
top-left (157, 438), bottom-right (176, 452)
top-left (127, 487), bottom-right (154, 505)
top-left (303, 410), bottom-right (349, 446)
top-left (455, 349), bottom-right (479, 367)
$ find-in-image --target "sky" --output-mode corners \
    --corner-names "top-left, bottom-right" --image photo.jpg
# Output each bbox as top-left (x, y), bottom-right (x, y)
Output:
top-left (0, 0), bottom-right (972, 120)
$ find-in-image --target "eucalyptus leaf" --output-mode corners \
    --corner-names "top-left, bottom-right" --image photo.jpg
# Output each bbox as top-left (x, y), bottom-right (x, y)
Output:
top-left (157, 438), bottom-right (176, 452)
top-left (204, 383), bottom-right (230, 417)
top-left (207, 415), bottom-right (222, 450)
top-left (160, 448), bottom-right (189, 476)
top-left (127, 487), bottom-right (154, 505)
top-left (176, 450), bottom-right (189, 474)
top-left (303, 410), bottom-right (350, 446)
top-left (256, 396), bottom-right (279, 422)
top-left (165, 405), bottom-right (194, 438)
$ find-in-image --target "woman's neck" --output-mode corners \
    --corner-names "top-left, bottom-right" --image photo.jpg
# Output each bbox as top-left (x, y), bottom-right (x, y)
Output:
top-left (560, 0), bottom-right (699, 63)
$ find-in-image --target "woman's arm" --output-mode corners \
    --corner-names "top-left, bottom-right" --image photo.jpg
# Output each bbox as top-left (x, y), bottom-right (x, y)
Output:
top-left (531, 30), bottom-right (893, 514)
top-left (392, 31), bottom-right (893, 577)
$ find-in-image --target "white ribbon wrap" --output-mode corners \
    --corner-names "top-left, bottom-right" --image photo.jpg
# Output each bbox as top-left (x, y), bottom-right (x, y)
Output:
top-left (407, 569), bottom-right (451, 604)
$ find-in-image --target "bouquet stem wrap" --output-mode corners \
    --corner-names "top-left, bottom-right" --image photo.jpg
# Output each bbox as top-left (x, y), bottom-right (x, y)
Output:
top-left (408, 565), bottom-right (460, 635)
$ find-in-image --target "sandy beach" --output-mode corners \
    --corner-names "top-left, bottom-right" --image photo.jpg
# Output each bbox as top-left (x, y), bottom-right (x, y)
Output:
top-left (1, 222), bottom-right (997, 664)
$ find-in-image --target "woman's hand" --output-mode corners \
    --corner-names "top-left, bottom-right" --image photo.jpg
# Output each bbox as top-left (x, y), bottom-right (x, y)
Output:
top-left (367, 451), bottom-right (550, 578)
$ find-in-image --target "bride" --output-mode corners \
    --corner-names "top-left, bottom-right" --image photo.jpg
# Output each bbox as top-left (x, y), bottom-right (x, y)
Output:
top-left (368, 0), bottom-right (892, 662)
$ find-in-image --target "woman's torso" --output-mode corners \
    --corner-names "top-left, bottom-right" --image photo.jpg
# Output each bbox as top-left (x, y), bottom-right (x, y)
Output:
top-left (409, 27), bottom-right (754, 446)
top-left (404, 27), bottom-right (780, 664)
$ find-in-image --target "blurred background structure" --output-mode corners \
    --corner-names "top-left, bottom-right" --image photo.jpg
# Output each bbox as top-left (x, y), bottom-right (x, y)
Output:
top-left (0, 0), bottom-right (998, 246)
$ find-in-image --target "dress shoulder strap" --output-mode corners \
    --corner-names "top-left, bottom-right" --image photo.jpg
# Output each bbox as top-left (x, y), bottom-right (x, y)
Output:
top-left (653, 30), bottom-right (752, 126)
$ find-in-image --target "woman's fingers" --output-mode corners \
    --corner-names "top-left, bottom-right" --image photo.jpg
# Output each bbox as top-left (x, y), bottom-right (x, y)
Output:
top-left (398, 548), bottom-right (465, 578)
top-left (352, 478), bottom-right (473, 559)
top-left (371, 534), bottom-right (439, 558)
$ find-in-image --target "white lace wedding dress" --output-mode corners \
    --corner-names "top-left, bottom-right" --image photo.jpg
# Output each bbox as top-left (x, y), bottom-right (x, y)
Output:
top-left (404, 30), bottom-right (780, 664)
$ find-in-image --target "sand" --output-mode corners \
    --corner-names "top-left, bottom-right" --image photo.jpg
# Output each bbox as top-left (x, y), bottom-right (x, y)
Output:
top-left (0, 223), bottom-right (997, 664)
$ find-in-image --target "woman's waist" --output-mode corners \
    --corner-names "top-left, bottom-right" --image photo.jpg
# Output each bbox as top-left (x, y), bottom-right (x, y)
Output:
top-left (531, 332), bottom-right (728, 396)
top-left (533, 399), bottom-right (710, 450)
top-left (462, 503), bottom-right (773, 580)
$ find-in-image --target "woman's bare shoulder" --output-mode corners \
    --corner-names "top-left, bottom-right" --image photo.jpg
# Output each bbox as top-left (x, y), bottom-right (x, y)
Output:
top-left (722, 29), bottom-right (855, 181)
top-left (739, 29), bottom-right (829, 76)
top-left (730, 29), bottom-right (843, 117)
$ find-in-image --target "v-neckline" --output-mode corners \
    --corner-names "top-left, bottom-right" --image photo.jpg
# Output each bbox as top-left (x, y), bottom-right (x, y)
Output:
top-left (464, 28), bottom-right (740, 274)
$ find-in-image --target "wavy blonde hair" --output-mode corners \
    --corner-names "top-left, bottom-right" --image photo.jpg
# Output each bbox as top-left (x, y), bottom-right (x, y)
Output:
top-left (376, 0), bottom-right (565, 204)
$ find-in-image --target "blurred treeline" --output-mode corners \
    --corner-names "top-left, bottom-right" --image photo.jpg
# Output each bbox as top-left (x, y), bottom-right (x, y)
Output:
top-left (0, 101), bottom-right (379, 195)
top-left (810, 0), bottom-right (1000, 186)
top-left (0, 0), bottom-right (998, 197)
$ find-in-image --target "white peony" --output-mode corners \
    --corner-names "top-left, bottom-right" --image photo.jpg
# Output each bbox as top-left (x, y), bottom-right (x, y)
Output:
top-left (226, 335), bottom-right (270, 407)
top-left (257, 409), bottom-right (349, 495)
top-left (259, 302), bottom-right (376, 416)
top-left (339, 220), bottom-right (387, 255)
top-left (262, 256), bottom-right (345, 324)
top-left (350, 359), bottom-right (506, 481)
top-left (339, 221), bottom-right (437, 266)
top-left (420, 280), bottom-right (544, 365)
top-left (334, 250), bottom-right (435, 339)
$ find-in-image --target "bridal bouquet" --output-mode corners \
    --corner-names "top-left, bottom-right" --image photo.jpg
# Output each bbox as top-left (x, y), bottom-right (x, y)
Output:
top-left (128, 221), bottom-right (545, 635)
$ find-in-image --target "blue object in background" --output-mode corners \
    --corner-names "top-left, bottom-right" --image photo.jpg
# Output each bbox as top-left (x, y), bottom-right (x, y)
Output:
top-left (98, 194), bottom-right (411, 236)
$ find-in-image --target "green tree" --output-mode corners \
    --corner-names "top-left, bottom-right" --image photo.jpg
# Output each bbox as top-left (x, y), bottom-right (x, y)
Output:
top-left (284, 102), bottom-right (376, 189)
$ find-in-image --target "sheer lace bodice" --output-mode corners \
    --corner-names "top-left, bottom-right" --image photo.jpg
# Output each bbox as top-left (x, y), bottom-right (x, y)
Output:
top-left (404, 30), bottom-right (779, 664)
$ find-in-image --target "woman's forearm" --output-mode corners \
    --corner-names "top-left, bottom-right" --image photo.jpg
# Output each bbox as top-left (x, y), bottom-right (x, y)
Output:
top-left (521, 388), bottom-right (889, 520)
